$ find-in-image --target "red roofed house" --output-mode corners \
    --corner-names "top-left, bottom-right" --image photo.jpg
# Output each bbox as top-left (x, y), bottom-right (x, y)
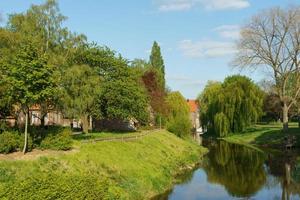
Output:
top-left (187, 99), bottom-right (200, 132)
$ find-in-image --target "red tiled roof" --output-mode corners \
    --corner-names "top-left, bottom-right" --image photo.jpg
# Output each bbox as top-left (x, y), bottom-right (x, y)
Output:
top-left (187, 99), bottom-right (199, 113)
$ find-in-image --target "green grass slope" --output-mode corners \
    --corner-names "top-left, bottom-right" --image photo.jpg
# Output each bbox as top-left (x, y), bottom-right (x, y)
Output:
top-left (223, 123), bottom-right (300, 148)
top-left (0, 130), bottom-right (207, 200)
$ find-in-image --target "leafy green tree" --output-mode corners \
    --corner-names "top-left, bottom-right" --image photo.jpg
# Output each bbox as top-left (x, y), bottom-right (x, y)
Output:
top-left (0, 29), bottom-right (21, 122)
top-left (166, 91), bottom-right (191, 137)
top-left (2, 42), bottom-right (56, 153)
top-left (6, 0), bottom-right (86, 126)
top-left (99, 68), bottom-right (149, 125)
top-left (214, 113), bottom-right (230, 137)
top-left (199, 75), bottom-right (264, 136)
top-left (198, 81), bottom-right (222, 133)
top-left (149, 41), bottom-right (165, 89)
top-left (61, 65), bottom-right (101, 133)
top-left (72, 44), bottom-right (149, 125)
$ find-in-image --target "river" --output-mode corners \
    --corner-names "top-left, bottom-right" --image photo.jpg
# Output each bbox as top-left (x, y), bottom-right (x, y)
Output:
top-left (154, 140), bottom-right (300, 200)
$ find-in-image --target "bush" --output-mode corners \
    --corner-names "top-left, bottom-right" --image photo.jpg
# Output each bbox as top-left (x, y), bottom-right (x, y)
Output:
top-left (214, 112), bottom-right (230, 137)
top-left (0, 131), bottom-right (33, 154)
top-left (167, 115), bottom-right (192, 138)
top-left (39, 128), bottom-right (73, 150)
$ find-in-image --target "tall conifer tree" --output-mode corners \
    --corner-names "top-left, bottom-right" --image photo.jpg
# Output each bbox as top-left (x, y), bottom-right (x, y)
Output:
top-left (149, 41), bottom-right (165, 89)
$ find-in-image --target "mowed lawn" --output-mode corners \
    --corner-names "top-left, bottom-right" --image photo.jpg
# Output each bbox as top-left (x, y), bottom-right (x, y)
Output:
top-left (0, 130), bottom-right (207, 200)
top-left (223, 123), bottom-right (300, 148)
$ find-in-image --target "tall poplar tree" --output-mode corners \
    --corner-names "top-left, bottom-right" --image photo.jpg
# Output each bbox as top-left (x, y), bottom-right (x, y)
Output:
top-left (149, 41), bottom-right (165, 89)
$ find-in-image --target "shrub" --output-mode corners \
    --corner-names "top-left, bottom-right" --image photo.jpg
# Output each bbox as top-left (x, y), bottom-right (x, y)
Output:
top-left (214, 112), bottom-right (230, 137)
top-left (39, 128), bottom-right (73, 150)
top-left (167, 115), bottom-right (192, 138)
top-left (0, 131), bottom-right (33, 154)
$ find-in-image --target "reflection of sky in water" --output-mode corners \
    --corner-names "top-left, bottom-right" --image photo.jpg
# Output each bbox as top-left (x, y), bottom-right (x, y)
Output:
top-left (168, 169), bottom-right (300, 200)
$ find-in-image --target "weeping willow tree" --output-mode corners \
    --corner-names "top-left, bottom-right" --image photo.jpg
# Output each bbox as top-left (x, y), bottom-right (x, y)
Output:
top-left (199, 75), bottom-right (264, 137)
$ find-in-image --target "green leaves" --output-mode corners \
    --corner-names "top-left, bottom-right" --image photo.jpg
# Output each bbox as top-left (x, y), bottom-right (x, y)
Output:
top-left (3, 42), bottom-right (56, 109)
top-left (99, 68), bottom-right (149, 124)
top-left (166, 91), bottom-right (191, 137)
top-left (149, 41), bottom-right (165, 89)
top-left (200, 75), bottom-right (264, 136)
top-left (61, 64), bottom-right (101, 119)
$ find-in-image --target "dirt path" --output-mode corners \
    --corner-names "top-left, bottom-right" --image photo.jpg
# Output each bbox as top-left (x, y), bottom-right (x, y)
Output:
top-left (0, 148), bottom-right (78, 161)
top-left (0, 130), bottom-right (159, 161)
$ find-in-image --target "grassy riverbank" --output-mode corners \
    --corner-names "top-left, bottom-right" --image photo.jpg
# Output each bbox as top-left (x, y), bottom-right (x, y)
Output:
top-left (223, 123), bottom-right (300, 148)
top-left (0, 130), bottom-right (207, 200)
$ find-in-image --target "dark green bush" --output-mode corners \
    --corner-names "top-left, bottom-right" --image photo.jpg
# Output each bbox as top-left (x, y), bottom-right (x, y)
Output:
top-left (39, 128), bottom-right (73, 150)
top-left (0, 131), bottom-right (33, 154)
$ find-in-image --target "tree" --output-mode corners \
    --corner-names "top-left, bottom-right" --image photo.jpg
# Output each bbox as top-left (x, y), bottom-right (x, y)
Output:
top-left (198, 81), bottom-right (222, 133)
top-left (0, 29), bottom-right (21, 122)
top-left (199, 75), bottom-right (264, 137)
top-left (142, 68), bottom-right (167, 126)
top-left (263, 93), bottom-right (282, 122)
top-left (233, 7), bottom-right (300, 132)
top-left (1, 42), bottom-right (56, 153)
top-left (6, 0), bottom-right (86, 127)
top-left (149, 41), bottom-right (165, 89)
top-left (98, 68), bottom-right (149, 125)
top-left (166, 91), bottom-right (191, 137)
top-left (61, 65), bottom-right (101, 133)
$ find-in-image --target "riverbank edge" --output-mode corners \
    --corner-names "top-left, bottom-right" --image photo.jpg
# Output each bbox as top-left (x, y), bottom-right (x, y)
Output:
top-left (219, 123), bottom-right (300, 150)
top-left (150, 147), bottom-right (209, 199)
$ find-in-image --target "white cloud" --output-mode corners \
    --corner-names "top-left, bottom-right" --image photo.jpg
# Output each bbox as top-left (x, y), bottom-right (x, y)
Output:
top-left (158, 0), bottom-right (193, 11)
top-left (178, 39), bottom-right (237, 58)
top-left (202, 0), bottom-right (250, 10)
top-left (155, 0), bottom-right (250, 12)
top-left (214, 25), bottom-right (240, 39)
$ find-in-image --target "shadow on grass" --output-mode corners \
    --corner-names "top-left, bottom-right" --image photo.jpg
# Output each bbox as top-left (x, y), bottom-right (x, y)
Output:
top-left (253, 128), bottom-right (300, 148)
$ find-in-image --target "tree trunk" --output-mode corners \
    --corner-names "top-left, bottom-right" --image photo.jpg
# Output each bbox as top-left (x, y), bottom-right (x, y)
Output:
top-left (22, 111), bottom-right (28, 154)
top-left (41, 115), bottom-right (46, 128)
top-left (282, 103), bottom-right (289, 132)
top-left (81, 115), bottom-right (89, 134)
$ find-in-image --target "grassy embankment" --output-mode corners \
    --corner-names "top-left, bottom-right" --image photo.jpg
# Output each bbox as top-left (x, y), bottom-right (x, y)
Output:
top-left (223, 122), bottom-right (300, 148)
top-left (0, 130), bottom-right (207, 200)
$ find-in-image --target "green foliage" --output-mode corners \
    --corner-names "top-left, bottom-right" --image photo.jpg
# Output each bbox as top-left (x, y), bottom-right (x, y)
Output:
top-left (99, 68), bottom-right (149, 124)
top-left (149, 41), bottom-right (165, 89)
top-left (167, 115), bottom-right (192, 138)
top-left (2, 170), bottom-right (126, 200)
top-left (0, 131), bottom-right (33, 154)
top-left (39, 128), bottom-right (72, 150)
top-left (214, 112), bottom-right (230, 137)
top-left (166, 91), bottom-right (191, 137)
top-left (61, 64), bottom-right (101, 119)
top-left (200, 75), bottom-right (264, 135)
top-left (3, 42), bottom-right (56, 108)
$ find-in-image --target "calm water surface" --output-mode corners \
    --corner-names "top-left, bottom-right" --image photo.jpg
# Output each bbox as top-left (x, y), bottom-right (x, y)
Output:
top-left (155, 140), bottom-right (300, 200)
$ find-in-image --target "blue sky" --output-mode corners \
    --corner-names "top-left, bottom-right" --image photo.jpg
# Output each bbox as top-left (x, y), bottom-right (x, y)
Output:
top-left (1, 0), bottom-right (299, 98)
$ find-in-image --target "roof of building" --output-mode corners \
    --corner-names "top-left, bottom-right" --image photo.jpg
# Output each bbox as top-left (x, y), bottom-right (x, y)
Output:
top-left (187, 99), bottom-right (199, 113)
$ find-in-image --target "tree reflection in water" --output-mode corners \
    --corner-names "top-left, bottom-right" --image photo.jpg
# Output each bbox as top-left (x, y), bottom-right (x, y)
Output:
top-left (265, 150), bottom-right (300, 200)
top-left (203, 141), bottom-right (266, 198)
